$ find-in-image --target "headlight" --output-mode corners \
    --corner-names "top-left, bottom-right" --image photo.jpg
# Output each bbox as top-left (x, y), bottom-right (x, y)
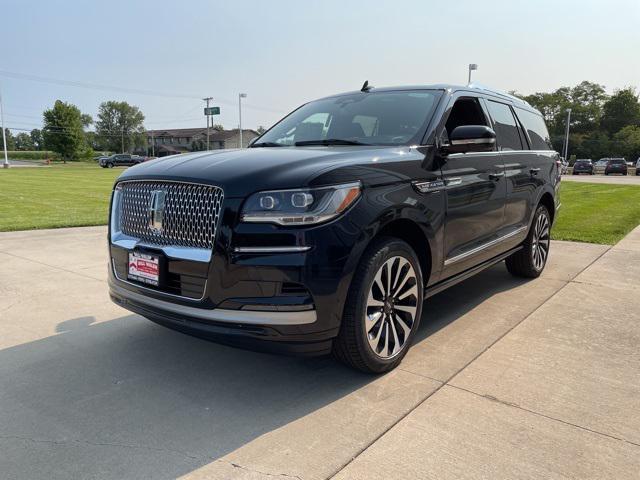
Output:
top-left (110, 183), bottom-right (123, 236)
top-left (241, 182), bottom-right (361, 226)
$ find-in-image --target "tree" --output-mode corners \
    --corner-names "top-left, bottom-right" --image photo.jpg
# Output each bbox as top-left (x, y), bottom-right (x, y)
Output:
top-left (256, 125), bottom-right (266, 134)
top-left (42, 100), bottom-right (87, 161)
top-left (600, 88), bottom-right (640, 134)
top-left (520, 81), bottom-right (607, 136)
top-left (0, 128), bottom-right (16, 150)
top-left (95, 101), bottom-right (145, 153)
top-left (14, 132), bottom-right (34, 150)
top-left (211, 123), bottom-right (224, 131)
top-left (30, 129), bottom-right (43, 150)
top-left (612, 125), bottom-right (640, 161)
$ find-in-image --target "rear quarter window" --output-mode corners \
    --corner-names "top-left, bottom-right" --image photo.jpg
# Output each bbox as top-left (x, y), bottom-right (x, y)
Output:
top-left (515, 108), bottom-right (553, 150)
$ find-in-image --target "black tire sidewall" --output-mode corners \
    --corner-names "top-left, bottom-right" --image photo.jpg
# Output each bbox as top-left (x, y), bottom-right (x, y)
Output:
top-left (529, 205), bottom-right (551, 274)
top-left (348, 238), bottom-right (423, 372)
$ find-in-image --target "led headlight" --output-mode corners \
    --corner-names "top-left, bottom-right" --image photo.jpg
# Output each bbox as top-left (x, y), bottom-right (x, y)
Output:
top-left (241, 182), bottom-right (361, 226)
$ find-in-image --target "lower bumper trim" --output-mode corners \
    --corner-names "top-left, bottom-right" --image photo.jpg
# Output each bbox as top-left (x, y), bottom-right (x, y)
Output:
top-left (109, 279), bottom-right (317, 325)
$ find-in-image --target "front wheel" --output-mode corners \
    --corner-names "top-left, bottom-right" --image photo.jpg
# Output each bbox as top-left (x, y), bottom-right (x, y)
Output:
top-left (506, 205), bottom-right (551, 278)
top-left (107, 162), bottom-right (114, 168)
top-left (333, 237), bottom-right (423, 373)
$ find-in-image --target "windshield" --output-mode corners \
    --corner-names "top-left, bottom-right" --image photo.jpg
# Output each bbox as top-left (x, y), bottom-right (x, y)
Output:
top-left (254, 90), bottom-right (441, 147)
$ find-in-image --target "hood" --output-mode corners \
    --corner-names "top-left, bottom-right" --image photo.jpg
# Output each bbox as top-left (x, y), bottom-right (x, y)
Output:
top-left (116, 146), bottom-right (429, 197)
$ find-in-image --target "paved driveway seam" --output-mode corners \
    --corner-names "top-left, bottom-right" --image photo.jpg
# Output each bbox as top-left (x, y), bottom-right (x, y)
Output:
top-left (0, 250), bottom-right (106, 283)
top-left (328, 243), bottom-right (613, 480)
top-left (446, 384), bottom-right (640, 448)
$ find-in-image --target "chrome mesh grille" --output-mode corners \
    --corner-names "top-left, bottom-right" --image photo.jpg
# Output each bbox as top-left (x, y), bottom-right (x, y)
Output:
top-left (118, 181), bottom-right (224, 249)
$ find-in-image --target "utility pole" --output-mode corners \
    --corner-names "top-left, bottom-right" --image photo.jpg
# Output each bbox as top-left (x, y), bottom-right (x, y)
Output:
top-left (562, 108), bottom-right (572, 162)
top-left (151, 130), bottom-right (155, 157)
top-left (468, 64), bottom-right (478, 85)
top-left (203, 97), bottom-right (213, 150)
top-left (239, 93), bottom-right (247, 148)
top-left (121, 126), bottom-right (125, 154)
top-left (0, 85), bottom-right (9, 168)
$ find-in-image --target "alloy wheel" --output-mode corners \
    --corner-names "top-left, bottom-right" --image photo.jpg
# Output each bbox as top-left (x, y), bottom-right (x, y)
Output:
top-left (365, 256), bottom-right (418, 359)
top-left (532, 212), bottom-right (550, 271)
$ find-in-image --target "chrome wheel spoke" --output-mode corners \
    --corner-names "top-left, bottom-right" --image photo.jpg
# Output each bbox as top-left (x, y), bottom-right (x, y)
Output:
top-left (531, 212), bottom-right (550, 271)
top-left (364, 255), bottom-right (419, 359)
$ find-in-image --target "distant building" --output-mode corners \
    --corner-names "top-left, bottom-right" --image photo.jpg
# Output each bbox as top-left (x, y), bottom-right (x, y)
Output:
top-left (145, 127), bottom-right (260, 157)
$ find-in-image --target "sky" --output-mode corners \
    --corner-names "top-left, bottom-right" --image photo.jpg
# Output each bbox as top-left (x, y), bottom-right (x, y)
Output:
top-left (1, 0), bottom-right (639, 133)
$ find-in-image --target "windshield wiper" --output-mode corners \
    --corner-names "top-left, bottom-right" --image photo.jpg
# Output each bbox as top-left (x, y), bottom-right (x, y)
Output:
top-left (250, 141), bottom-right (286, 148)
top-left (294, 139), bottom-right (371, 146)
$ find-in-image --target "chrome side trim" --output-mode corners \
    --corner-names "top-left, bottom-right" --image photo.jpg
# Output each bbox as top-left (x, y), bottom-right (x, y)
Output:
top-left (450, 137), bottom-right (496, 145)
top-left (233, 246), bottom-right (312, 253)
top-left (111, 259), bottom-right (208, 301)
top-left (109, 278), bottom-right (317, 325)
top-left (444, 225), bottom-right (528, 266)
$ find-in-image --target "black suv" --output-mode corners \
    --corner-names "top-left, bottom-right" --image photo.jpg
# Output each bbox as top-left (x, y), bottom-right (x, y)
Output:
top-left (572, 159), bottom-right (593, 175)
top-left (108, 84), bottom-right (559, 373)
top-left (100, 154), bottom-right (144, 168)
top-left (604, 158), bottom-right (628, 175)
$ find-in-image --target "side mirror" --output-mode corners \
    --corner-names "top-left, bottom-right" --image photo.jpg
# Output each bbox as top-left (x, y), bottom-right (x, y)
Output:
top-left (442, 125), bottom-right (496, 154)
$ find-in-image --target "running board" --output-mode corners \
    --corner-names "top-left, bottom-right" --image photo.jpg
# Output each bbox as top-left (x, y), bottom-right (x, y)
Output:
top-left (425, 246), bottom-right (523, 299)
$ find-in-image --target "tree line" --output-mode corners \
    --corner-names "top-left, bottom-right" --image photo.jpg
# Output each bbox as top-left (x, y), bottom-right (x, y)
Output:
top-left (515, 81), bottom-right (640, 163)
top-left (1, 100), bottom-right (146, 160)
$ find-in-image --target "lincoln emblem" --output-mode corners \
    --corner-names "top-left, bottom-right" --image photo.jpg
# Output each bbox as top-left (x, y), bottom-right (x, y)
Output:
top-left (148, 190), bottom-right (166, 232)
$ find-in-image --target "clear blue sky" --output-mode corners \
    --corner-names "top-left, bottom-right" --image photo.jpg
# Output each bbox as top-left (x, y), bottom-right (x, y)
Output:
top-left (1, 0), bottom-right (638, 132)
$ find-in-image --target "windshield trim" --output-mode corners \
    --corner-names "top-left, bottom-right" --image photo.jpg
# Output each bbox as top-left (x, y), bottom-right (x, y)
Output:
top-left (250, 89), bottom-right (445, 148)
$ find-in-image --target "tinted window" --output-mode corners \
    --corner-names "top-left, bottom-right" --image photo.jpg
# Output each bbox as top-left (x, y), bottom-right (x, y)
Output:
top-left (256, 90), bottom-right (441, 146)
top-left (486, 101), bottom-right (523, 151)
top-left (515, 108), bottom-right (553, 150)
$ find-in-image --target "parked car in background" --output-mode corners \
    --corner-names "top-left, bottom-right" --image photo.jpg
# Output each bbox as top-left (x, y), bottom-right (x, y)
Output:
top-left (108, 83), bottom-right (560, 373)
top-left (94, 154), bottom-right (110, 163)
top-left (100, 154), bottom-right (144, 168)
top-left (635, 158), bottom-right (640, 175)
top-left (594, 158), bottom-right (609, 174)
top-left (572, 159), bottom-right (593, 175)
top-left (604, 158), bottom-right (628, 175)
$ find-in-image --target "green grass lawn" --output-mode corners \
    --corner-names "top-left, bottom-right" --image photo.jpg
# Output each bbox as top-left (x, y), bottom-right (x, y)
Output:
top-left (0, 163), bottom-right (121, 231)
top-left (552, 182), bottom-right (640, 244)
top-left (2, 166), bottom-right (640, 245)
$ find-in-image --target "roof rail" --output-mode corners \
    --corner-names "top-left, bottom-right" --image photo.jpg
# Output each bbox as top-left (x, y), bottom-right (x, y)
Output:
top-left (467, 83), bottom-right (531, 107)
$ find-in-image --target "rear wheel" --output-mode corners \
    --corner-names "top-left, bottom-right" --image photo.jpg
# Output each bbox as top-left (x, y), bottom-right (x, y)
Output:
top-left (333, 237), bottom-right (423, 373)
top-left (506, 205), bottom-right (551, 278)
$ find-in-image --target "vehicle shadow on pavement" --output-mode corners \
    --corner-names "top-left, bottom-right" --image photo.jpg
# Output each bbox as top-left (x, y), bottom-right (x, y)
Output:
top-left (0, 263), bottom-right (525, 479)
top-left (0, 312), bottom-right (372, 479)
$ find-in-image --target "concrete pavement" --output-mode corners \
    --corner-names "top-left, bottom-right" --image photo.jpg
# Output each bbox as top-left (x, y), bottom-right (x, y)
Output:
top-left (0, 226), bottom-right (638, 479)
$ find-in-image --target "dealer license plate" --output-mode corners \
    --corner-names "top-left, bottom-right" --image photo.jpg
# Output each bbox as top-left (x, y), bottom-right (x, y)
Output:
top-left (128, 251), bottom-right (160, 286)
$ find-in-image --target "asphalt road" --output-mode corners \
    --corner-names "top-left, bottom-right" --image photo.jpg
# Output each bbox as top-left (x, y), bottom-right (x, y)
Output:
top-left (1, 227), bottom-right (639, 479)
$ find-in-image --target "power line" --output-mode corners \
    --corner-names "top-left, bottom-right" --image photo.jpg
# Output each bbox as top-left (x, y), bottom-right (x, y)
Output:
top-left (0, 69), bottom-right (287, 113)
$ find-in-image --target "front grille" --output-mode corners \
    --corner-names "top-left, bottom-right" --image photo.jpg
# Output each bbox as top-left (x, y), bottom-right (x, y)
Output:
top-left (118, 181), bottom-right (224, 249)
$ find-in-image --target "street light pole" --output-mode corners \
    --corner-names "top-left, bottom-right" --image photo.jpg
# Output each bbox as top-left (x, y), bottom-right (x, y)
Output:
top-left (239, 93), bottom-right (247, 148)
top-left (0, 85), bottom-right (9, 168)
top-left (203, 97), bottom-right (213, 150)
top-left (562, 108), bottom-right (572, 162)
top-left (468, 64), bottom-right (478, 85)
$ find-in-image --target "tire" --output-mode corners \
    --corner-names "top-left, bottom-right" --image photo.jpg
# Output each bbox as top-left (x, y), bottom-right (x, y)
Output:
top-left (333, 237), bottom-right (424, 373)
top-left (506, 205), bottom-right (551, 279)
top-left (107, 162), bottom-right (114, 168)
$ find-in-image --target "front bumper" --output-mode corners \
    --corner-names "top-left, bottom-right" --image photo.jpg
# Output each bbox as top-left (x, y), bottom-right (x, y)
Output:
top-left (107, 197), bottom-right (376, 355)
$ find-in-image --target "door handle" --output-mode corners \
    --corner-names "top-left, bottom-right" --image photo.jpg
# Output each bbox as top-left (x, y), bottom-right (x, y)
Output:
top-left (530, 168), bottom-right (541, 175)
top-left (489, 172), bottom-right (504, 181)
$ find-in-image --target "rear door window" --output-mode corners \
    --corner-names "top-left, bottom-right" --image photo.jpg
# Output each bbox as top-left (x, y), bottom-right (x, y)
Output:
top-left (515, 108), bottom-right (553, 150)
top-left (486, 101), bottom-right (523, 151)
